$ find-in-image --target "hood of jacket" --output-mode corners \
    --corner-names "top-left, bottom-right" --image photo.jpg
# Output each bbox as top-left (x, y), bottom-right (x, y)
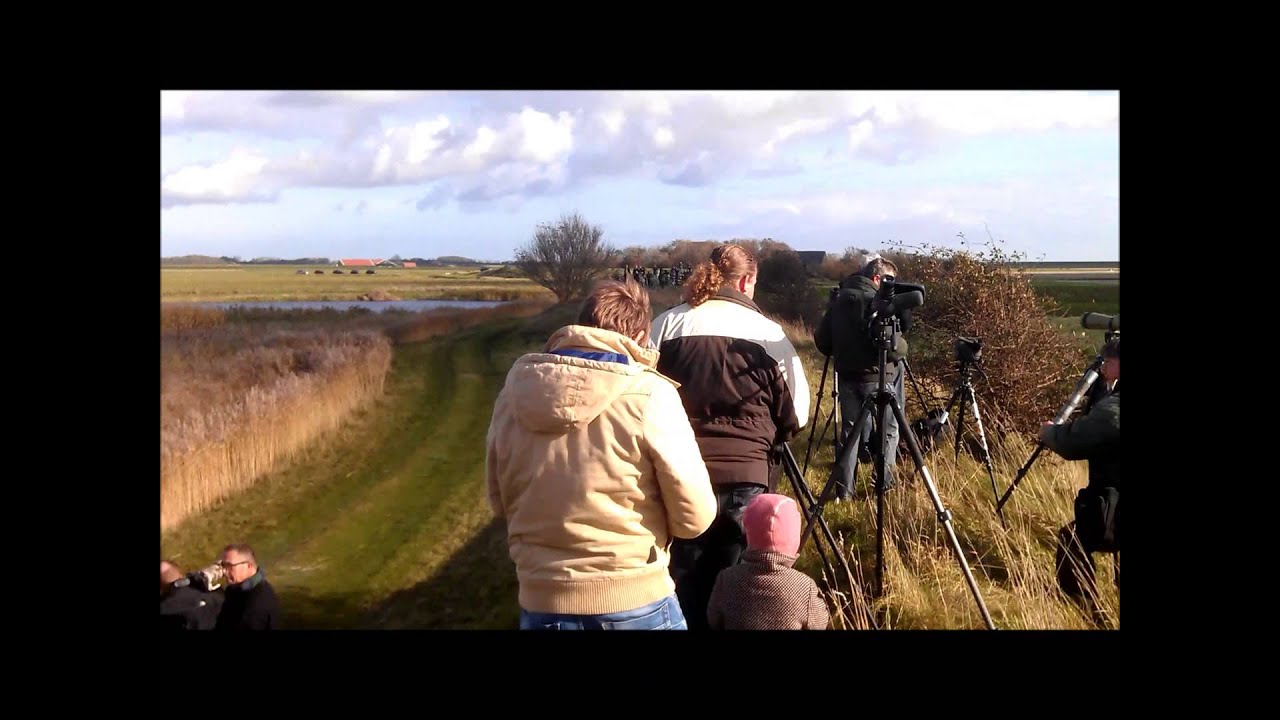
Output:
top-left (506, 324), bottom-right (668, 434)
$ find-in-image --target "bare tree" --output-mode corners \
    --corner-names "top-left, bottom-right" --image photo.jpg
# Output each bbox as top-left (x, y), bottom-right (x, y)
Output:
top-left (515, 212), bottom-right (616, 303)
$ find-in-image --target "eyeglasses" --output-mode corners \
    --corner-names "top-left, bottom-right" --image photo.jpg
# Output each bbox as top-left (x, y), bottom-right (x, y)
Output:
top-left (219, 560), bottom-right (250, 570)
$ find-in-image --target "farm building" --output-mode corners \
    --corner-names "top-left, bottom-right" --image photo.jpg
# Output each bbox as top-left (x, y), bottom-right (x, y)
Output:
top-left (796, 251), bottom-right (827, 270)
top-left (401, 261), bottom-right (417, 268)
top-left (337, 258), bottom-right (380, 267)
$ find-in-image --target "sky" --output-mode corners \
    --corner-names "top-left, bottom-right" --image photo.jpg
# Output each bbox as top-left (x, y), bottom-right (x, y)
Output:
top-left (160, 90), bottom-right (1119, 262)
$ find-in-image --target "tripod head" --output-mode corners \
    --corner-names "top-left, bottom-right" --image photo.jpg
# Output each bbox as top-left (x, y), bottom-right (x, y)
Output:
top-left (954, 336), bottom-right (988, 382)
top-left (867, 277), bottom-right (924, 338)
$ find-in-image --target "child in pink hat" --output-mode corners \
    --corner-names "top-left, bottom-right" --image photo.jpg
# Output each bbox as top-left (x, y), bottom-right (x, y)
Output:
top-left (707, 493), bottom-right (830, 630)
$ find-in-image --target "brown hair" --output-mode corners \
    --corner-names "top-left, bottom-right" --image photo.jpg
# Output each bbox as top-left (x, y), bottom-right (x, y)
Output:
top-left (577, 278), bottom-right (652, 340)
top-left (684, 243), bottom-right (758, 307)
top-left (861, 257), bottom-right (898, 280)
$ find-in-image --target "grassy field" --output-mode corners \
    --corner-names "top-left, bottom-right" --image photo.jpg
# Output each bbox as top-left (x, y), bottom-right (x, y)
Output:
top-left (161, 264), bottom-right (552, 303)
top-left (1032, 279), bottom-right (1119, 316)
top-left (159, 264), bottom-right (1118, 629)
top-left (159, 312), bottom-right (564, 628)
top-left (160, 295), bottom-right (1116, 629)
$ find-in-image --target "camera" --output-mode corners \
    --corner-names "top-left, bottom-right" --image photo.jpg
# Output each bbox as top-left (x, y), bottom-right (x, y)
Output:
top-left (955, 336), bottom-right (982, 365)
top-left (870, 276), bottom-right (926, 322)
top-left (1081, 312), bottom-right (1119, 331)
top-left (174, 563), bottom-right (227, 592)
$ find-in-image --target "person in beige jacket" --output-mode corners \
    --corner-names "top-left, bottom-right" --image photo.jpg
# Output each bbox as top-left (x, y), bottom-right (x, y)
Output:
top-left (486, 279), bottom-right (717, 630)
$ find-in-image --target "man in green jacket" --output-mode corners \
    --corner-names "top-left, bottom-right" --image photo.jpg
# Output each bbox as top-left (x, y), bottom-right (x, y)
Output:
top-left (1041, 338), bottom-right (1120, 618)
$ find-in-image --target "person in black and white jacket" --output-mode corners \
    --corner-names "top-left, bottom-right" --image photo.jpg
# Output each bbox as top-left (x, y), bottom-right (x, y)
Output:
top-left (650, 243), bottom-right (810, 630)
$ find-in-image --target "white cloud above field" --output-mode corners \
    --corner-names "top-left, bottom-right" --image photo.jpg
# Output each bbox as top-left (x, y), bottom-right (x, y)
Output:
top-left (161, 90), bottom-right (1119, 261)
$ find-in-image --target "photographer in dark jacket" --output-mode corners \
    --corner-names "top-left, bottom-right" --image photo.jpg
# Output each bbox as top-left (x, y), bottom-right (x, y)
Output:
top-left (1042, 338), bottom-right (1120, 619)
top-left (814, 255), bottom-right (909, 498)
top-left (215, 543), bottom-right (280, 631)
top-left (160, 560), bottom-right (224, 630)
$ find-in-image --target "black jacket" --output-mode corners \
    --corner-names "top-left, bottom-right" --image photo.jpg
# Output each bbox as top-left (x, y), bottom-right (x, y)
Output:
top-left (1040, 389), bottom-right (1120, 491)
top-left (1041, 389), bottom-right (1120, 551)
top-left (216, 572), bottom-right (280, 630)
top-left (160, 584), bottom-right (224, 630)
top-left (814, 275), bottom-right (909, 382)
top-left (651, 288), bottom-right (809, 487)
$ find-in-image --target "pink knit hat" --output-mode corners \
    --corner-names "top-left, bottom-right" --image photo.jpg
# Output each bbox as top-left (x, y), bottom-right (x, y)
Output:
top-left (743, 493), bottom-right (802, 556)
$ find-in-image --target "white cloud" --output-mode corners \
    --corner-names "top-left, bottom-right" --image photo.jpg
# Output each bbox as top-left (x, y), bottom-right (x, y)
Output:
top-left (736, 180), bottom-right (1062, 228)
top-left (464, 126), bottom-right (498, 159)
top-left (515, 108), bottom-right (575, 164)
top-left (161, 148), bottom-right (273, 207)
top-left (848, 120), bottom-right (874, 150)
top-left (599, 109), bottom-right (626, 135)
top-left (405, 116), bottom-right (451, 164)
top-left (160, 91), bottom-right (1118, 208)
top-left (777, 117), bottom-right (835, 143)
top-left (705, 91), bottom-right (798, 115)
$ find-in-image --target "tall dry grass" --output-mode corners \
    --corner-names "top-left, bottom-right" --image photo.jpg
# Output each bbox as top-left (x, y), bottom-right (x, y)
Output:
top-left (160, 300), bottom-right (555, 532)
top-left (777, 317), bottom-right (1118, 630)
top-left (161, 328), bottom-right (392, 531)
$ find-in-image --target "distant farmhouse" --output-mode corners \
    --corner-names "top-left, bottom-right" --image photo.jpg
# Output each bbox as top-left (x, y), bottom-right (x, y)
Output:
top-left (335, 258), bottom-right (419, 268)
top-left (796, 251), bottom-right (827, 270)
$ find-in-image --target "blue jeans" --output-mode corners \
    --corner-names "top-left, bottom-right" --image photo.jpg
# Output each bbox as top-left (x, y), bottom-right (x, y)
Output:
top-left (519, 594), bottom-right (687, 630)
top-left (834, 365), bottom-right (904, 497)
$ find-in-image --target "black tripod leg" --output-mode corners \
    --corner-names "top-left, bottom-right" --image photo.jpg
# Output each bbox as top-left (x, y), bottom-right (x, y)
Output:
top-left (875, 392), bottom-right (889, 598)
top-left (953, 392), bottom-right (966, 463)
top-left (801, 396), bottom-right (873, 554)
top-left (803, 404), bottom-right (838, 478)
top-left (904, 359), bottom-right (936, 417)
top-left (888, 394), bottom-right (996, 629)
top-left (831, 369), bottom-right (841, 458)
top-left (966, 387), bottom-right (1005, 525)
top-left (781, 444), bottom-right (858, 620)
top-left (803, 355), bottom-right (830, 470)
top-left (996, 444), bottom-right (1045, 514)
top-left (785, 461), bottom-right (840, 589)
top-left (931, 385), bottom-right (960, 457)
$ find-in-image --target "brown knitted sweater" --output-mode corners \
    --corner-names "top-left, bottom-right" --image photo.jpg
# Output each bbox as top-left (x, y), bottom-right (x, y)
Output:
top-left (706, 550), bottom-right (830, 630)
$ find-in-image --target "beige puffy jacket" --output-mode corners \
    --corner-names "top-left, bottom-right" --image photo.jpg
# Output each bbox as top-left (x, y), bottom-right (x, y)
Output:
top-left (486, 325), bottom-right (716, 615)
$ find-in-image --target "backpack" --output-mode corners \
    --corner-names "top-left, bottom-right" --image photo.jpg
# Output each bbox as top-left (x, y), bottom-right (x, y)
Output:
top-left (1074, 485), bottom-right (1119, 553)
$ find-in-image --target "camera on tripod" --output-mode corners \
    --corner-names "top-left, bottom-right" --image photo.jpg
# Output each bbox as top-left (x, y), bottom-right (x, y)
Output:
top-left (867, 276), bottom-right (925, 344)
top-left (174, 563), bottom-right (227, 592)
top-left (870, 276), bottom-right (926, 316)
top-left (955, 337), bottom-right (982, 365)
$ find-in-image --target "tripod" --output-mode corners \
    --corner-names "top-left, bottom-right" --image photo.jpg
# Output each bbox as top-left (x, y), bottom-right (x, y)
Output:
top-left (995, 328), bottom-right (1118, 514)
top-left (803, 287), bottom-right (845, 477)
top-left (798, 309), bottom-right (996, 629)
top-left (775, 442), bottom-right (863, 625)
top-left (940, 352), bottom-right (1003, 523)
top-left (801, 353), bottom-right (840, 478)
